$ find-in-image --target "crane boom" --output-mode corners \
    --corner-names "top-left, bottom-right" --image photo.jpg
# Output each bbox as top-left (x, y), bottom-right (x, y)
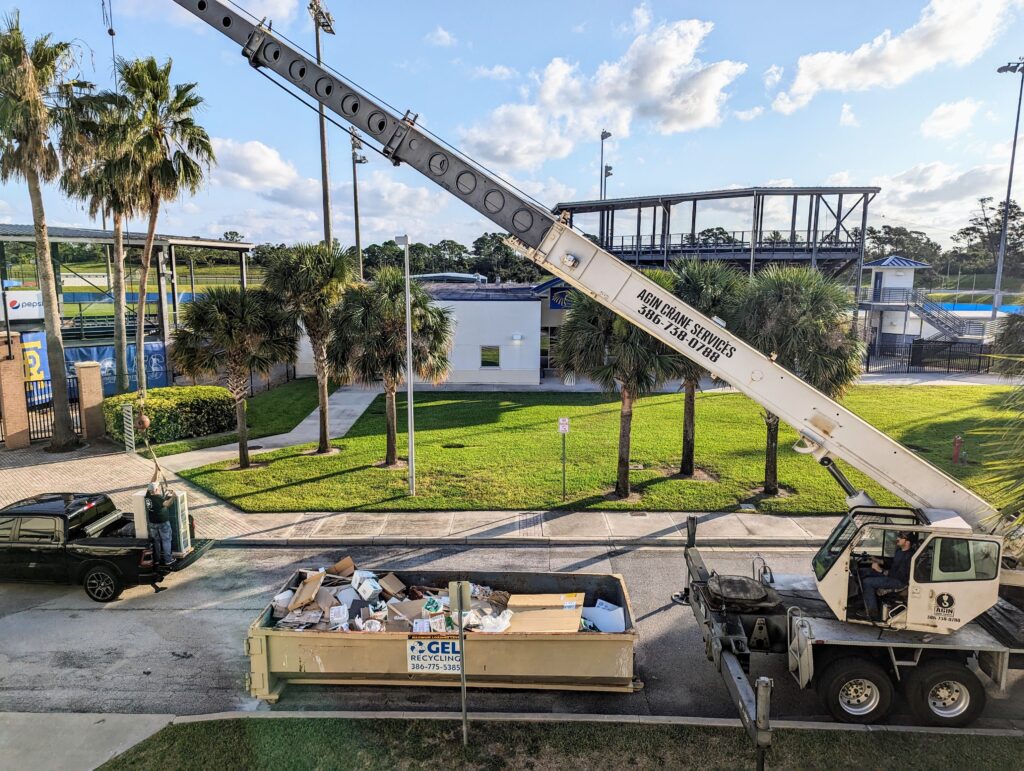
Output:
top-left (174, 0), bottom-right (998, 530)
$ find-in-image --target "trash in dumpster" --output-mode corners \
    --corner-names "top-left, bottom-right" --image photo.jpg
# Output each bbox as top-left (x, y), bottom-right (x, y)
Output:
top-left (268, 556), bottom-right (635, 638)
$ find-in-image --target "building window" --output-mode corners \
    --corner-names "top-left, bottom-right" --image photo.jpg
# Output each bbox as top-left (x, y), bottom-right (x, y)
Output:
top-left (540, 326), bottom-right (559, 370)
top-left (480, 345), bottom-right (501, 368)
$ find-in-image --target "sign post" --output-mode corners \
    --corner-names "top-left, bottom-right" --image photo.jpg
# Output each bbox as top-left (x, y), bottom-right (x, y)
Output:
top-left (450, 580), bottom-right (472, 746)
top-left (558, 417), bottom-right (569, 500)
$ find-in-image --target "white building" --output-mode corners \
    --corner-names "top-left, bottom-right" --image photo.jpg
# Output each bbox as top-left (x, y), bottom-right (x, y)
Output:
top-left (858, 256), bottom-right (997, 348)
top-left (295, 280), bottom-right (567, 385)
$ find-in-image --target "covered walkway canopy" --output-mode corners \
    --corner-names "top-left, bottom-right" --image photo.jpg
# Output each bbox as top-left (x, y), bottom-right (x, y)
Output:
top-left (556, 185), bottom-right (880, 274)
top-left (0, 223), bottom-right (254, 345)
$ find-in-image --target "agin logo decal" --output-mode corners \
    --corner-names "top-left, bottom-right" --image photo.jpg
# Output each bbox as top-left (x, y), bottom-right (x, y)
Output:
top-left (936, 593), bottom-right (955, 610)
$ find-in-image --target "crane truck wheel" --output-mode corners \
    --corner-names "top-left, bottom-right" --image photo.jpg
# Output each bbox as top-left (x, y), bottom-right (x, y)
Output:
top-left (817, 658), bottom-right (894, 724)
top-left (906, 660), bottom-right (985, 728)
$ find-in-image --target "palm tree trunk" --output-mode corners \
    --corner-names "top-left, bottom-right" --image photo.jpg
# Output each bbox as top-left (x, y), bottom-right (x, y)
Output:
top-left (112, 212), bottom-right (129, 393)
top-left (680, 377), bottom-right (697, 476)
top-left (616, 386), bottom-right (634, 498)
top-left (26, 169), bottom-right (77, 452)
top-left (313, 339), bottom-right (330, 454)
top-left (228, 370), bottom-right (250, 469)
top-left (384, 382), bottom-right (398, 466)
top-left (135, 196), bottom-right (160, 396)
top-left (763, 411), bottom-right (780, 496)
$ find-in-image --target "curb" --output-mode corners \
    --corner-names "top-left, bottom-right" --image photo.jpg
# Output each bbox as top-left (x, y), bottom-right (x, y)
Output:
top-left (169, 710), bottom-right (1024, 738)
top-left (212, 536), bottom-right (827, 549)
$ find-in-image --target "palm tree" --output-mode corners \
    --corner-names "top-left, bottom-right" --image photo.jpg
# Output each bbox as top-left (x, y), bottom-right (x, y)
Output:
top-left (992, 311), bottom-right (1024, 378)
top-left (170, 287), bottom-right (296, 469)
top-left (0, 15), bottom-right (85, 451)
top-left (555, 271), bottom-right (690, 498)
top-left (61, 92), bottom-right (141, 393)
top-left (328, 266), bottom-right (453, 466)
top-left (264, 243), bottom-right (353, 454)
top-left (669, 259), bottom-right (744, 476)
top-left (737, 265), bottom-right (863, 495)
top-left (117, 56), bottom-right (214, 395)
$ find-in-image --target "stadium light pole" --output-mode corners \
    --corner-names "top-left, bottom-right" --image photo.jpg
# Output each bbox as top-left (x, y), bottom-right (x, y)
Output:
top-left (395, 234), bottom-right (416, 495)
top-left (350, 129), bottom-right (368, 279)
top-left (599, 129), bottom-right (611, 199)
top-left (310, 1), bottom-right (336, 247)
top-left (992, 58), bottom-right (1024, 321)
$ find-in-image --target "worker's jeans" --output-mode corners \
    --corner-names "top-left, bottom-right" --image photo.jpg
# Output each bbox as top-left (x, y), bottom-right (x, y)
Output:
top-left (861, 575), bottom-right (904, 617)
top-left (149, 522), bottom-right (173, 565)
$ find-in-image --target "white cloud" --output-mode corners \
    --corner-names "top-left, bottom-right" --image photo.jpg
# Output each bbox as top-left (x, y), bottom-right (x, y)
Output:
top-left (473, 65), bottom-right (518, 81)
top-left (920, 98), bottom-right (981, 139)
top-left (734, 106), bottom-right (764, 121)
top-left (622, 3), bottom-right (653, 34)
top-left (572, 22), bottom-right (588, 34)
top-left (773, 0), bottom-right (1017, 114)
top-left (762, 64), bottom-right (783, 89)
top-left (461, 19), bottom-right (745, 170)
top-left (425, 26), bottom-right (457, 47)
top-left (839, 103), bottom-right (859, 127)
top-left (210, 138), bottom-right (301, 191)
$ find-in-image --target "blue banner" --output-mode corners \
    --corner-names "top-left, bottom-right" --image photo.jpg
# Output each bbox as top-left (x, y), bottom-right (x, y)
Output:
top-left (21, 333), bottom-right (169, 396)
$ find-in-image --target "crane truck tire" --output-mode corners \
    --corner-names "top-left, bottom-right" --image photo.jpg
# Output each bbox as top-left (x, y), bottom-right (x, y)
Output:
top-left (817, 658), bottom-right (894, 724)
top-left (904, 660), bottom-right (986, 727)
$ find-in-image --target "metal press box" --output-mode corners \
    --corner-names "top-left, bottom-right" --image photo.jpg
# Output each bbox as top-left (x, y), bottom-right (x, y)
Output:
top-left (245, 569), bottom-right (640, 702)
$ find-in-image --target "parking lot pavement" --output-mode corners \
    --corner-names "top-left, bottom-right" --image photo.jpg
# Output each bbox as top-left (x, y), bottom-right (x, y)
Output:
top-left (1, 545), bottom-right (1021, 726)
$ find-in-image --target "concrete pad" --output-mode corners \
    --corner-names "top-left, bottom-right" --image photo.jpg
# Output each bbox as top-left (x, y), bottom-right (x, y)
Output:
top-left (542, 510), bottom-right (610, 537)
top-left (791, 516), bottom-right (843, 537)
top-left (449, 512), bottom-right (521, 539)
top-left (732, 514), bottom-right (810, 538)
top-left (382, 512), bottom-right (456, 537)
top-left (309, 512), bottom-right (388, 537)
top-left (604, 511), bottom-right (681, 538)
top-left (0, 712), bottom-right (173, 770)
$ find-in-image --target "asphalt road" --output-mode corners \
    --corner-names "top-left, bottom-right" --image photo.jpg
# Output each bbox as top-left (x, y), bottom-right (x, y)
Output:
top-left (1, 545), bottom-right (1021, 726)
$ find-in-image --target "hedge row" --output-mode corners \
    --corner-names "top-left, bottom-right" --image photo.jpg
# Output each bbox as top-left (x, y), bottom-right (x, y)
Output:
top-left (103, 386), bottom-right (236, 444)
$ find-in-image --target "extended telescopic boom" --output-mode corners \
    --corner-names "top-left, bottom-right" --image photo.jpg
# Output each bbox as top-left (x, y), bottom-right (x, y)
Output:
top-left (173, 0), bottom-right (998, 530)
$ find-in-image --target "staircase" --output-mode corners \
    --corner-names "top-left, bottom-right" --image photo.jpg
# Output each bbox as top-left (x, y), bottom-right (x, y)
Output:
top-left (859, 287), bottom-right (980, 341)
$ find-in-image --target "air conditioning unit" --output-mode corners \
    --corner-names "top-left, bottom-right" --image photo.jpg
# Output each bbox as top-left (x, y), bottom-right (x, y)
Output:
top-left (131, 489), bottom-right (193, 557)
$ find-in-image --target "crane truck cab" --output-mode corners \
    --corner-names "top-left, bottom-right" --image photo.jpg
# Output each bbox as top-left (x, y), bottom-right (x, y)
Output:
top-left (812, 507), bottom-right (1002, 634)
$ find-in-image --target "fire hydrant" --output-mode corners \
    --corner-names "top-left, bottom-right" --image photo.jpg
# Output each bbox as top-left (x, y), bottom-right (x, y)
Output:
top-left (953, 435), bottom-right (963, 466)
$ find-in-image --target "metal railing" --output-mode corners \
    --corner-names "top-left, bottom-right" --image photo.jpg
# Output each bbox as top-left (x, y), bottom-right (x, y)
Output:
top-left (857, 288), bottom-right (972, 338)
top-left (604, 229), bottom-right (862, 257)
top-left (865, 341), bottom-right (993, 375)
top-left (24, 377), bottom-right (82, 442)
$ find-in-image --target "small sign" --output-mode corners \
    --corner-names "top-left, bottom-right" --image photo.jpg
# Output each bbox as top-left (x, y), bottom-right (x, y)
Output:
top-left (558, 417), bottom-right (570, 434)
top-left (407, 638), bottom-right (462, 673)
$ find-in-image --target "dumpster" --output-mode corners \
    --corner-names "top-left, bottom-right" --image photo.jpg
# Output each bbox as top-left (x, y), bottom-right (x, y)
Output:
top-left (245, 568), bottom-right (640, 702)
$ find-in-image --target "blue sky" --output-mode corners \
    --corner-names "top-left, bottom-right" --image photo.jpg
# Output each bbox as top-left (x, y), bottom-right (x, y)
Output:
top-left (2, 0), bottom-right (1023, 247)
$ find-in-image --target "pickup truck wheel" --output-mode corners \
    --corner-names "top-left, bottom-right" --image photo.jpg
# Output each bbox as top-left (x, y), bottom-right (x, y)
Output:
top-left (908, 660), bottom-right (985, 727)
top-left (818, 658), bottom-right (894, 724)
top-left (83, 565), bottom-right (123, 603)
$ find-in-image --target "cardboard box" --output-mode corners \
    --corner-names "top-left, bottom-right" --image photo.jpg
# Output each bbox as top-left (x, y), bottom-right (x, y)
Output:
top-left (582, 599), bottom-right (626, 633)
top-left (379, 573), bottom-right (406, 599)
top-left (507, 606), bottom-right (583, 633)
top-left (315, 587), bottom-right (340, 615)
top-left (328, 556), bottom-right (356, 577)
top-left (387, 598), bottom-right (429, 624)
top-left (288, 572), bottom-right (325, 612)
top-left (507, 593), bottom-right (585, 610)
top-left (357, 578), bottom-right (382, 601)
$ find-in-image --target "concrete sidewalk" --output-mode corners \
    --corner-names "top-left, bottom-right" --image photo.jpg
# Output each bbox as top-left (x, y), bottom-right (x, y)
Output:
top-left (208, 508), bottom-right (840, 547)
top-left (0, 712), bottom-right (173, 771)
top-left (159, 385), bottom-right (380, 472)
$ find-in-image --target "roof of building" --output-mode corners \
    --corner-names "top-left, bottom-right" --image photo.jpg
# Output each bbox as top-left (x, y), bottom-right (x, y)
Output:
top-left (422, 282), bottom-right (539, 301)
top-left (412, 272), bottom-right (488, 283)
top-left (863, 255), bottom-right (931, 269)
top-left (0, 224), bottom-right (253, 250)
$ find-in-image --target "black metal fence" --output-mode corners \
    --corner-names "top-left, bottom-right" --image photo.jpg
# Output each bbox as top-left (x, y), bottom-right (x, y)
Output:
top-left (865, 341), bottom-right (993, 375)
top-left (24, 377), bottom-right (82, 441)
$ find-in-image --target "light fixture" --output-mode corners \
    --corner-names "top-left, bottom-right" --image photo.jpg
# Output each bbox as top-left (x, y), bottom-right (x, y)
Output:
top-left (511, 333), bottom-right (524, 343)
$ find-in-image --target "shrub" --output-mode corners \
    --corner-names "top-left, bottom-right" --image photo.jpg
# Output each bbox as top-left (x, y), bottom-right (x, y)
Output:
top-left (103, 386), bottom-right (236, 444)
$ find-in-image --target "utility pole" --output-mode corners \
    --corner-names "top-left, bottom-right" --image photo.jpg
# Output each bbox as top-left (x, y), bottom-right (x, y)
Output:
top-left (395, 234), bottom-right (416, 495)
top-left (310, 1), bottom-right (336, 247)
top-left (599, 129), bottom-right (611, 200)
top-left (993, 58), bottom-right (1024, 320)
top-left (351, 129), bottom-right (368, 279)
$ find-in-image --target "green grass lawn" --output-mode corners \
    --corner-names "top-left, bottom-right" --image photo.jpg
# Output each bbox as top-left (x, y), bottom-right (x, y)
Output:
top-left (151, 378), bottom-right (335, 457)
top-left (179, 385), bottom-right (1015, 514)
top-left (101, 718), bottom-right (1024, 771)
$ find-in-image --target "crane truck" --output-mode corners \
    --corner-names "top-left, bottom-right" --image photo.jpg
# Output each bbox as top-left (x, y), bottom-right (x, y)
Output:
top-left (173, 0), bottom-right (1024, 746)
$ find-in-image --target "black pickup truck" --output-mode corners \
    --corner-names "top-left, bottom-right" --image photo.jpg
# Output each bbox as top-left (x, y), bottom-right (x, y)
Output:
top-left (0, 493), bottom-right (157, 602)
